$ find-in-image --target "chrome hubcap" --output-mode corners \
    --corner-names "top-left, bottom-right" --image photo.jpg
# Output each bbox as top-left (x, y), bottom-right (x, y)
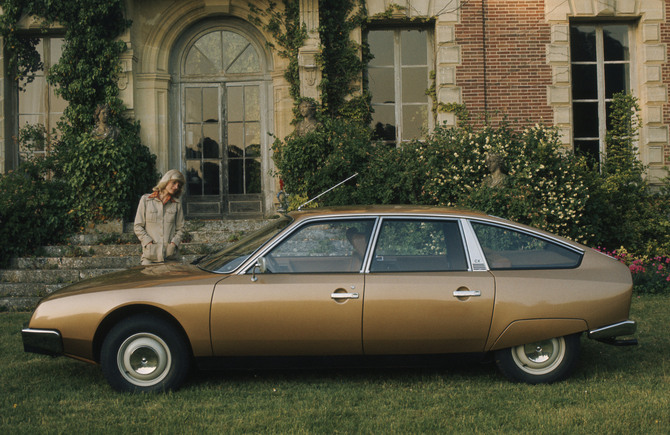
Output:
top-left (118, 333), bottom-right (171, 386)
top-left (512, 337), bottom-right (565, 375)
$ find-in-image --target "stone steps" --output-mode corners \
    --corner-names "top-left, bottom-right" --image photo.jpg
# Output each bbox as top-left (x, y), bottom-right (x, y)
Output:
top-left (0, 218), bottom-right (273, 311)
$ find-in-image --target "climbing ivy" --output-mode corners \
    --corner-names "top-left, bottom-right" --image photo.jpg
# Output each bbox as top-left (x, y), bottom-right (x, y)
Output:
top-left (249, 0), bottom-right (307, 102)
top-left (0, 0), bottom-right (158, 225)
top-left (317, 0), bottom-right (370, 121)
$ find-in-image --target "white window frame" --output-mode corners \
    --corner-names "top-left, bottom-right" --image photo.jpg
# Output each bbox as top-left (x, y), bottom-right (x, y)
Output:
top-left (570, 23), bottom-right (636, 162)
top-left (367, 27), bottom-right (434, 146)
top-left (16, 36), bottom-right (66, 161)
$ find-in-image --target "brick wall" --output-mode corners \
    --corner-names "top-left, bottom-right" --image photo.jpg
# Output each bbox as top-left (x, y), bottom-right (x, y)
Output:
top-left (455, 0), bottom-right (553, 127)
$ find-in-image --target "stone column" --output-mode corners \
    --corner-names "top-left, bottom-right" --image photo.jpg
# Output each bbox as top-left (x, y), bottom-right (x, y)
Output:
top-left (299, 0), bottom-right (321, 100)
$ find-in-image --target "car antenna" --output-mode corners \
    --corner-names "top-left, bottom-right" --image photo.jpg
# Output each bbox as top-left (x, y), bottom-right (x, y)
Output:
top-left (298, 173), bottom-right (358, 211)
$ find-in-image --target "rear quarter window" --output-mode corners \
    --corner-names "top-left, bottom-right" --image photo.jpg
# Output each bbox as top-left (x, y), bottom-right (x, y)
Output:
top-left (471, 222), bottom-right (582, 270)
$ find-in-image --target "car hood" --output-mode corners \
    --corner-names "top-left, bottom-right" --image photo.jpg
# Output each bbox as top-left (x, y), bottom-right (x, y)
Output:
top-left (42, 263), bottom-right (221, 301)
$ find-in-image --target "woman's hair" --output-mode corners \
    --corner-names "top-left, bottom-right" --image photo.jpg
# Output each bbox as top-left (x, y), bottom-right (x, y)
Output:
top-left (153, 169), bottom-right (186, 197)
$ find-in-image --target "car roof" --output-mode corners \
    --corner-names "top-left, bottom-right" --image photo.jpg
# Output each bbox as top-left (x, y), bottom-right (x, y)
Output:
top-left (287, 204), bottom-right (491, 221)
top-left (285, 205), bottom-right (585, 251)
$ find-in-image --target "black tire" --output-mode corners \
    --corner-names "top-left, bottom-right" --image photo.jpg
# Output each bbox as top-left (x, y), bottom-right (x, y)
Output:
top-left (100, 314), bottom-right (191, 392)
top-left (494, 334), bottom-right (581, 384)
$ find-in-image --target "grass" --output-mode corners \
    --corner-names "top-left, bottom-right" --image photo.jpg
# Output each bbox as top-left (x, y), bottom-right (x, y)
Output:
top-left (2, 295), bottom-right (668, 434)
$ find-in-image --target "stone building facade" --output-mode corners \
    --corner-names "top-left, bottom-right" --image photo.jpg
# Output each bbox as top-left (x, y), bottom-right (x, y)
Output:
top-left (1, 0), bottom-right (668, 218)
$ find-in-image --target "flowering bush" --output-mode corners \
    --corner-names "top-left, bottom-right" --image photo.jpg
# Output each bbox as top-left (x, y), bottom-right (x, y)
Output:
top-left (411, 122), bottom-right (594, 242)
top-left (597, 247), bottom-right (670, 295)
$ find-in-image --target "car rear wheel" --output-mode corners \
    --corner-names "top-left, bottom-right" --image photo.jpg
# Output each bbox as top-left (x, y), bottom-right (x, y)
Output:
top-left (494, 334), bottom-right (581, 384)
top-left (101, 314), bottom-right (191, 392)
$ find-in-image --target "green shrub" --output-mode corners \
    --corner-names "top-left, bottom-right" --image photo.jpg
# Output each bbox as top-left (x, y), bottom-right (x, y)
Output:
top-left (582, 92), bottom-right (670, 257)
top-left (0, 166), bottom-right (75, 266)
top-left (53, 120), bottom-right (158, 224)
top-left (272, 117), bottom-right (374, 207)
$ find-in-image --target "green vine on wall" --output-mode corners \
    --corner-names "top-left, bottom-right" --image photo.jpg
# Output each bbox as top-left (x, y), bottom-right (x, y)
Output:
top-left (317, 0), bottom-right (370, 122)
top-left (0, 0), bottom-right (158, 224)
top-left (249, 0), bottom-right (307, 102)
top-left (250, 0), bottom-right (371, 123)
top-left (1, 0), bottom-right (130, 130)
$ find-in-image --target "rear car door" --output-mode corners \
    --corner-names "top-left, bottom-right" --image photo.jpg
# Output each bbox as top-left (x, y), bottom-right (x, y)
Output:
top-left (210, 218), bottom-right (376, 356)
top-left (362, 218), bottom-right (495, 354)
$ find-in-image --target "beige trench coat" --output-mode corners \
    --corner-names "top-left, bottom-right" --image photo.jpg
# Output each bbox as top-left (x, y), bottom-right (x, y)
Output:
top-left (134, 194), bottom-right (185, 265)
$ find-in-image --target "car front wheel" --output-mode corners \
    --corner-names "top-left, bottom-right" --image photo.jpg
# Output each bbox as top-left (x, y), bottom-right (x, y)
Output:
top-left (101, 314), bottom-right (191, 392)
top-left (494, 334), bottom-right (581, 384)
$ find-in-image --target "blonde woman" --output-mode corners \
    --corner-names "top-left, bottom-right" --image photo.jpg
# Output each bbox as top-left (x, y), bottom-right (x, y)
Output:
top-left (134, 170), bottom-right (186, 265)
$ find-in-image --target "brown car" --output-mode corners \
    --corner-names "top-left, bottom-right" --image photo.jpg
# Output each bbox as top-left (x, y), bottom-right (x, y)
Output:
top-left (22, 206), bottom-right (637, 392)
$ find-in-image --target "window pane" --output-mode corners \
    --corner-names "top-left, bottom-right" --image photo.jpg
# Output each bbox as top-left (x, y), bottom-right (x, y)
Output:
top-left (575, 140), bottom-right (600, 165)
top-left (203, 161), bottom-right (220, 195)
top-left (245, 122), bottom-right (260, 148)
top-left (402, 105), bottom-right (427, 140)
top-left (370, 219), bottom-right (467, 272)
top-left (228, 44), bottom-right (260, 74)
top-left (605, 64), bottom-right (629, 98)
top-left (571, 64), bottom-right (597, 99)
top-left (228, 124), bottom-right (243, 156)
top-left (402, 66), bottom-right (428, 103)
top-left (202, 87), bottom-right (219, 122)
top-left (222, 31), bottom-right (251, 70)
top-left (265, 220), bottom-right (376, 273)
top-left (227, 87), bottom-right (243, 122)
top-left (472, 222), bottom-right (582, 270)
top-left (401, 30), bottom-right (427, 66)
top-left (202, 124), bottom-right (220, 158)
top-left (368, 31), bottom-right (394, 67)
top-left (186, 161), bottom-right (203, 196)
top-left (185, 88), bottom-right (202, 122)
top-left (368, 68), bottom-right (395, 104)
top-left (228, 159), bottom-right (243, 194)
top-left (570, 25), bottom-right (596, 61)
top-left (244, 86), bottom-right (260, 121)
top-left (603, 25), bottom-right (629, 61)
top-left (19, 76), bottom-right (46, 116)
top-left (186, 32), bottom-right (221, 75)
top-left (185, 124), bottom-right (202, 158)
top-left (49, 38), bottom-right (65, 66)
top-left (371, 105), bottom-right (396, 141)
top-left (245, 159), bottom-right (261, 193)
top-left (573, 102), bottom-right (599, 138)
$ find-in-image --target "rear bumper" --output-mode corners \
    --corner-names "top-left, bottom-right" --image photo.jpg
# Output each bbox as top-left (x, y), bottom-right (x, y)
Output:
top-left (588, 320), bottom-right (637, 346)
top-left (22, 328), bottom-right (64, 356)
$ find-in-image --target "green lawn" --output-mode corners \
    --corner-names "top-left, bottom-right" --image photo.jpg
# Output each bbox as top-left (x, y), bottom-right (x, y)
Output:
top-left (2, 295), bottom-right (668, 434)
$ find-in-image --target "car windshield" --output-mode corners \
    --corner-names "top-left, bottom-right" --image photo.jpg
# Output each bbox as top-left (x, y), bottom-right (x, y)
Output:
top-left (196, 215), bottom-right (293, 273)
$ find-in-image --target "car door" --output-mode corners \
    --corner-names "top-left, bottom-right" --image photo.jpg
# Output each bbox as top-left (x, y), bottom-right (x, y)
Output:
top-left (210, 218), bottom-right (376, 356)
top-left (362, 218), bottom-right (495, 354)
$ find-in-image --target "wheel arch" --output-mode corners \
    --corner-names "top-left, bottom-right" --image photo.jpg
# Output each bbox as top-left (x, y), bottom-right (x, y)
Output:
top-left (487, 318), bottom-right (587, 351)
top-left (93, 305), bottom-right (193, 363)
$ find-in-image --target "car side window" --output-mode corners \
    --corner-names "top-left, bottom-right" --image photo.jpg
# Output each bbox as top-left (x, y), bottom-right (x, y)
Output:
top-left (370, 219), bottom-right (467, 272)
top-left (263, 219), bottom-right (375, 273)
top-left (471, 222), bottom-right (583, 270)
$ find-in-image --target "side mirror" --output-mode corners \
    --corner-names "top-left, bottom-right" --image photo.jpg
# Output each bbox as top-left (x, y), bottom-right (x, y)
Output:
top-left (251, 257), bottom-right (267, 282)
top-left (257, 256), bottom-right (267, 274)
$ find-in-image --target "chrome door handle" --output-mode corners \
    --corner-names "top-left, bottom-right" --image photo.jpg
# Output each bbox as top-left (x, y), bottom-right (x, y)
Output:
top-left (453, 290), bottom-right (481, 297)
top-left (331, 292), bottom-right (359, 300)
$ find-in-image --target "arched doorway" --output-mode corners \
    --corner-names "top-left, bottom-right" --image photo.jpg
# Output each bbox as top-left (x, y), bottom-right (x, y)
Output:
top-left (175, 22), bottom-right (271, 218)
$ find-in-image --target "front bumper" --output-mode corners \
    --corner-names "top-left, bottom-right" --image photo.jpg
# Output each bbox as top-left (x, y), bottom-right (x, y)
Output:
top-left (22, 328), bottom-right (64, 356)
top-left (588, 320), bottom-right (638, 346)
